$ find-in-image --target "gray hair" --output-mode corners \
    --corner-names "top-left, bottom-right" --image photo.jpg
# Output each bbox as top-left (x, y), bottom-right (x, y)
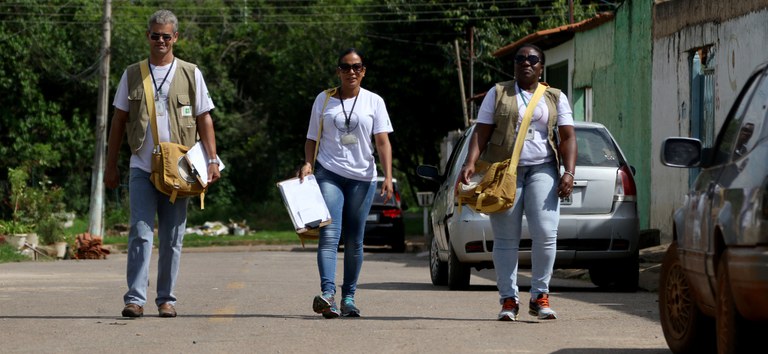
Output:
top-left (148, 10), bottom-right (178, 33)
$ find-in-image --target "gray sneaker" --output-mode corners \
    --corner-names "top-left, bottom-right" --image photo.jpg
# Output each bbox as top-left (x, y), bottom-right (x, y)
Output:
top-left (528, 293), bottom-right (557, 320)
top-left (497, 297), bottom-right (519, 321)
top-left (312, 293), bottom-right (340, 319)
top-left (340, 297), bottom-right (360, 317)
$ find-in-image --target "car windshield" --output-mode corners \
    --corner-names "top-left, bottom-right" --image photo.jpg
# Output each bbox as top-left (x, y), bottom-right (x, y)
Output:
top-left (575, 126), bottom-right (621, 167)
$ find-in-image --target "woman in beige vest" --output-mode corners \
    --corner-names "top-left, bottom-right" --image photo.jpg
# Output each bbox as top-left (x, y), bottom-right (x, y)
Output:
top-left (459, 43), bottom-right (577, 321)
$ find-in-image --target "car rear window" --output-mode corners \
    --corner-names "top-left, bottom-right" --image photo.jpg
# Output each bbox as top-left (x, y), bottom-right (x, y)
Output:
top-left (575, 127), bottom-right (621, 167)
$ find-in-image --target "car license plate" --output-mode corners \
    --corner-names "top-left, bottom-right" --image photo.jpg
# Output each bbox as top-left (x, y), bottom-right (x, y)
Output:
top-left (366, 214), bottom-right (379, 222)
top-left (560, 195), bottom-right (572, 205)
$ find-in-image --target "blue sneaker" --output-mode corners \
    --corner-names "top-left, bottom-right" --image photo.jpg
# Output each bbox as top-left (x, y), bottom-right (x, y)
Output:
top-left (340, 297), bottom-right (360, 317)
top-left (497, 297), bottom-right (519, 321)
top-left (312, 293), bottom-right (340, 319)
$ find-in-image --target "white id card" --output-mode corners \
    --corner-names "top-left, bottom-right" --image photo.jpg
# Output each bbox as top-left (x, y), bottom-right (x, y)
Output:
top-left (525, 127), bottom-right (535, 141)
top-left (341, 134), bottom-right (358, 145)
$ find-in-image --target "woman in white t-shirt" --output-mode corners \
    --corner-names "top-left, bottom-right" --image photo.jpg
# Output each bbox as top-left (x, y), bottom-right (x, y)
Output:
top-left (459, 43), bottom-right (577, 322)
top-left (297, 48), bottom-right (394, 319)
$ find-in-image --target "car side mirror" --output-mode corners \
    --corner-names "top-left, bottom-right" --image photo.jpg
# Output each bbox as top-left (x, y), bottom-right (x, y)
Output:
top-left (661, 137), bottom-right (702, 168)
top-left (416, 165), bottom-right (443, 184)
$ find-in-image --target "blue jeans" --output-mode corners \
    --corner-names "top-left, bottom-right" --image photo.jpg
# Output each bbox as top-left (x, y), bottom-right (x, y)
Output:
top-left (490, 162), bottom-right (559, 303)
top-left (314, 163), bottom-right (376, 299)
top-left (124, 168), bottom-right (189, 307)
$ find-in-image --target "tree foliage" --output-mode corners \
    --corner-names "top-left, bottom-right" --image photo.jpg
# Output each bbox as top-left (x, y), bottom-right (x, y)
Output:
top-left (0, 0), bottom-right (605, 222)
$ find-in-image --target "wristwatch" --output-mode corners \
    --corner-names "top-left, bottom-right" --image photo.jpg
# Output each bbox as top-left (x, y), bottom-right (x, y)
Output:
top-left (207, 158), bottom-right (220, 165)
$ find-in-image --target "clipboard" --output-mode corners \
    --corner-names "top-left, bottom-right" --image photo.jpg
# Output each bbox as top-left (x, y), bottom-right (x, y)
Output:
top-left (184, 141), bottom-right (225, 187)
top-left (276, 175), bottom-right (332, 235)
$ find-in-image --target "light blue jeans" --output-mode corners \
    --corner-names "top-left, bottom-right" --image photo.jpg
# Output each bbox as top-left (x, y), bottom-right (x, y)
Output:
top-left (124, 168), bottom-right (188, 307)
top-left (490, 161), bottom-right (559, 303)
top-left (314, 163), bottom-right (376, 299)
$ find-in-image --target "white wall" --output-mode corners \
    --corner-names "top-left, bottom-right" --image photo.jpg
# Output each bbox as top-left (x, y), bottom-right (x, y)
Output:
top-left (650, 9), bottom-right (768, 241)
top-left (547, 41), bottom-right (574, 101)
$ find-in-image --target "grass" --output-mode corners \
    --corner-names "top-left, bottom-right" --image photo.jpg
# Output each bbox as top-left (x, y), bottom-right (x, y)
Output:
top-left (0, 208), bottom-right (425, 263)
top-left (0, 243), bottom-right (33, 263)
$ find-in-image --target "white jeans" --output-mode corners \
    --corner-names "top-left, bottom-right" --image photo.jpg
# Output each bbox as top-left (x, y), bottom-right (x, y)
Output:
top-left (490, 161), bottom-right (559, 303)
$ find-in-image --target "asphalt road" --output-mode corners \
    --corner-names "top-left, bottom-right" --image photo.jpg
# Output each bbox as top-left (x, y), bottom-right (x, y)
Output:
top-left (0, 245), bottom-right (671, 354)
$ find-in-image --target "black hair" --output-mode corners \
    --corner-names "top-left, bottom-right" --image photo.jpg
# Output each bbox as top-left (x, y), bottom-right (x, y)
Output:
top-left (337, 48), bottom-right (365, 66)
top-left (516, 43), bottom-right (545, 66)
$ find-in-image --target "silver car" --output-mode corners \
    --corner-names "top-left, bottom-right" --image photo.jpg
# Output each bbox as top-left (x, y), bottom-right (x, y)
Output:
top-left (658, 61), bottom-right (768, 353)
top-left (417, 122), bottom-right (640, 290)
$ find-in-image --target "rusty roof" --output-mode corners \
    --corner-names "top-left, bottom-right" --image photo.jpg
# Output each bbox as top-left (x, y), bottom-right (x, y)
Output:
top-left (493, 12), bottom-right (615, 58)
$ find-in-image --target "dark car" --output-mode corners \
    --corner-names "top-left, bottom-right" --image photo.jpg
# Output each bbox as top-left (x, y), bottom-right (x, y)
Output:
top-left (659, 61), bottom-right (768, 353)
top-left (417, 122), bottom-right (641, 290)
top-left (363, 177), bottom-right (406, 252)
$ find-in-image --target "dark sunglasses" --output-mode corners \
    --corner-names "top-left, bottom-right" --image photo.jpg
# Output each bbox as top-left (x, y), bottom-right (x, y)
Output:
top-left (150, 32), bottom-right (173, 42)
top-left (514, 54), bottom-right (541, 66)
top-left (338, 63), bottom-right (364, 73)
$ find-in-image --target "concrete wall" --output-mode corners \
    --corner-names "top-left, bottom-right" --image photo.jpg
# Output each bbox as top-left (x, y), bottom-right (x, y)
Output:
top-left (569, 0), bottom-right (653, 229)
top-left (651, 5), bottom-right (768, 243)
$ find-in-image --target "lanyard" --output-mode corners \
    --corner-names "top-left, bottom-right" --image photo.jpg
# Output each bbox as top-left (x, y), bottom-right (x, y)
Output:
top-left (149, 58), bottom-right (175, 101)
top-left (338, 87), bottom-right (359, 133)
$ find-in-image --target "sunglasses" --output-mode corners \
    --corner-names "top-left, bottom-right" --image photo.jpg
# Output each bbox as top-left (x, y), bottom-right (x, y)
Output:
top-left (149, 32), bottom-right (174, 42)
top-left (338, 63), bottom-right (364, 73)
top-left (514, 54), bottom-right (541, 66)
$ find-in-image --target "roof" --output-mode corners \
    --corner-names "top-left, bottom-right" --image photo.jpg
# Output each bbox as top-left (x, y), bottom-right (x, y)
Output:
top-left (493, 12), bottom-right (615, 58)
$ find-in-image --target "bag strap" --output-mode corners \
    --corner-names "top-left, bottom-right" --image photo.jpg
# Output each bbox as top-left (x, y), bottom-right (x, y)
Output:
top-left (139, 60), bottom-right (159, 149)
top-left (506, 83), bottom-right (547, 177)
top-left (312, 87), bottom-right (338, 168)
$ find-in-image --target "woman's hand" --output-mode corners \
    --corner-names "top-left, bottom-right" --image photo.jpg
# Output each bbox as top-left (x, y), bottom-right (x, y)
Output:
top-left (297, 162), bottom-right (312, 182)
top-left (557, 171), bottom-right (574, 198)
top-left (380, 178), bottom-right (394, 203)
top-left (459, 163), bottom-right (475, 185)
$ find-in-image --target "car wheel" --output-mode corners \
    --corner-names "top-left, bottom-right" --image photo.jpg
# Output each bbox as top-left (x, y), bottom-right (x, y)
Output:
top-left (429, 235), bottom-right (448, 286)
top-left (447, 242), bottom-right (470, 290)
top-left (588, 252), bottom-right (639, 292)
top-left (716, 252), bottom-right (756, 353)
top-left (659, 242), bottom-right (715, 354)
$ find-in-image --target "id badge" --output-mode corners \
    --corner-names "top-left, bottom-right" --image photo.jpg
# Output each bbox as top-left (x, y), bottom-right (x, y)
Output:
top-left (156, 99), bottom-right (166, 115)
top-left (181, 106), bottom-right (193, 117)
top-left (525, 127), bottom-right (535, 141)
top-left (341, 133), bottom-right (358, 145)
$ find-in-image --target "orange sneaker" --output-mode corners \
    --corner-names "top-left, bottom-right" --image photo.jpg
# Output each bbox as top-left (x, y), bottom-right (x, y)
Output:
top-left (498, 297), bottom-right (519, 321)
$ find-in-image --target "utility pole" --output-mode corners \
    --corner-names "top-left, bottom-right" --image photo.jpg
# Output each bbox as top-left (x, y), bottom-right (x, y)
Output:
top-left (468, 26), bottom-right (475, 123)
top-left (88, 0), bottom-right (111, 238)
top-left (454, 40), bottom-right (469, 128)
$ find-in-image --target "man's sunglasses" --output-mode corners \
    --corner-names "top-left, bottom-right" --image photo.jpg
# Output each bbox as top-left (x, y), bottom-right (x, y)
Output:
top-left (514, 54), bottom-right (541, 66)
top-left (150, 32), bottom-right (174, 42)
top-left (338, 63), bottom-right (364, 73)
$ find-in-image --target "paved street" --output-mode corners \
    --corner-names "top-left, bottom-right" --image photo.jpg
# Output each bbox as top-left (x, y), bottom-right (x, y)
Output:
top-left (0, 246), bottom-right (670, 353)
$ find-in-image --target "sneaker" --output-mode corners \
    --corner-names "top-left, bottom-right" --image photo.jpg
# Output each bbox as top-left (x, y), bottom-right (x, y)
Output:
top-left (340, 297), bottom-right (360, 317)
top-left (312, 294), bottom-right (340, 319)
top-left (497, 297), bottom-right (519, 321)
top-left (529, 293), bottom-right (557, 320)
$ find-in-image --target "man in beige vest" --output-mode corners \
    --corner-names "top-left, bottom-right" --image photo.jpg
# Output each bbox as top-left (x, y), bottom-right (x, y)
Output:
top-left (104, 9), bottom-right (220, 318)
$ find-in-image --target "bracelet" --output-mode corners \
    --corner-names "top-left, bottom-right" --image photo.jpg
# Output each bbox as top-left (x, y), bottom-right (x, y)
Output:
top-left (563, 170), bottom-right (575, 178)
top-left (207, 159), bottom-right (220, 165)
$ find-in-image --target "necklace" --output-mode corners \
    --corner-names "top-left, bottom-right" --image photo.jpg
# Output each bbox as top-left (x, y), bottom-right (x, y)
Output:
top-left (149, 58), bottom-right (175, 101)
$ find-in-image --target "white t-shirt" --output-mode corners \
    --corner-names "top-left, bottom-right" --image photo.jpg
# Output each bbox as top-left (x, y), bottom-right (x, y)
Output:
top-left (477, 83), bottom-right (573, 166)
top-left (113, 60), bottom-right (215, 173)
top-left (306, 87), bottom-right (393, 181)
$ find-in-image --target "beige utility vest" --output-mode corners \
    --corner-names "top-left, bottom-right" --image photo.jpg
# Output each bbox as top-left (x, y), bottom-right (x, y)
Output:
top-left (124, 58), bottom-right (199, 153)
top-left (481, 80), bottom-right (562, 165)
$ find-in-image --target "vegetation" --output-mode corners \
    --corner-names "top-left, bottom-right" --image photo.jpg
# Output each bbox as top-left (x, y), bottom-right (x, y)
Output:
top-left (0, 0), bottom-right (606, 233)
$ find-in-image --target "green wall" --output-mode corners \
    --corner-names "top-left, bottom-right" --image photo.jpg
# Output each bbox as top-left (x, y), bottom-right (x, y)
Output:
top-left (572, 0), bottom-right (653, 229)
